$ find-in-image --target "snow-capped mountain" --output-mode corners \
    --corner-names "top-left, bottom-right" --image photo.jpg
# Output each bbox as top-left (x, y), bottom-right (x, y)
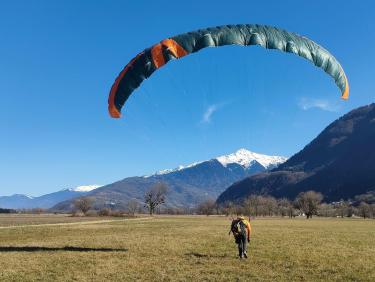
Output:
top-left (148, 148), bottom-right (287, 177)
top-left (218, 104), bottom-right (375, 204)
top-left (54, 149), bottom-right (287, 211)
top-left (146, 163), bottom-right (203, 177)
top-left (216, 148), bottom-right (287, 169)
top-left (0, 185), bottom-right (101, 210)
top-left (69, 185), bottom-right (102, 192)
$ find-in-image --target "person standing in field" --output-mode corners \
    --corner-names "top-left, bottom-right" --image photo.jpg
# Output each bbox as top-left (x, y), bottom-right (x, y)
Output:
top-left (229, 216), bottom-right (251, 259)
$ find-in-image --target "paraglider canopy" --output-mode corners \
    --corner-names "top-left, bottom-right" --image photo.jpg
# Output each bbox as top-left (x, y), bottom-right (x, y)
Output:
top-left (108, 24), bottom-right (349, 118)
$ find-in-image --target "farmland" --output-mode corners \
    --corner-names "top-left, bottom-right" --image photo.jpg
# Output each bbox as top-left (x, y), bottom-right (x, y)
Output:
top-left (0, 215), bottom-right (374, 281)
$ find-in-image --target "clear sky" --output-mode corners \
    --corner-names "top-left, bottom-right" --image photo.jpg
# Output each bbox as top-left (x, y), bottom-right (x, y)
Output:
top-left (1, 0), bottom-right (374, 196)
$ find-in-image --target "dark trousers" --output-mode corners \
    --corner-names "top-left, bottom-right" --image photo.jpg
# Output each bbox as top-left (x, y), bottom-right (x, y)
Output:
top-left (236, 233), bottom-right (247, 257)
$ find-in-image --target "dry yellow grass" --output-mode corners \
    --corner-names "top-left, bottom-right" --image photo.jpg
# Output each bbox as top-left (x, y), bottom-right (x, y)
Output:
top-left (0, 214), bottom-right (126, 227)
top-left (0, 215), bottom-right (374, 281)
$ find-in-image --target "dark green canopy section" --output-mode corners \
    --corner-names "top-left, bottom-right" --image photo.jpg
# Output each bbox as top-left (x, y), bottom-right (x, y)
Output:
top-left (172, 24), bottom-right (348, 94)
top-left (109, 24), bottom-right (349, 118)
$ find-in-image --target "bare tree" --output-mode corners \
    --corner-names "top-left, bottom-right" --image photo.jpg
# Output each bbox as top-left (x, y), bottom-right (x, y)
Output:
top-left (318, 203), bottom-right (334, 217)
top-left (74, 197), bottom-right (94, 216)
top-left (264, 196), bottom-right (277, 216)
top-left (334, 200), bottom-right (350, 218)
top-left (371, 204), bottom-right (375, 219)
top-left (241, 195), bottom-right (262, 216)
top-left (197, 199), bottom-right (216, 216)
top-left (287, 204), bottom-right (297, 218)
top-left (127, 199), bottom-right (139, 216)
top-left (249, 195), bottom-right (261, 216)
top-left (295, 191), bottom-right (323, 219)
top-left (144, 183), bottom-right (168, 215)
top-left (98, 208), bottom-right (111, 216)
top-left (358, 202), bottom-right (371, 219)
top-left (242, 197), bottom-right (255, 217)
top-left (221, 201), bottom-right (235, 216)
top-left (277, 198), bottom-right (292, 217)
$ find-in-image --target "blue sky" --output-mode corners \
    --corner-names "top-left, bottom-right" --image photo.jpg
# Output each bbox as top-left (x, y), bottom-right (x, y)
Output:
top-left (1, 0), bottom-right (374, 196)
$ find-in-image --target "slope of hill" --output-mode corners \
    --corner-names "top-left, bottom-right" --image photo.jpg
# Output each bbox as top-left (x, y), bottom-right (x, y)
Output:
top-left (52, 149), bottom-right (286, 211)
top-left (217, 104), bottom-right (375, 203)
top-left (0, 186), bottom-right (100, 209)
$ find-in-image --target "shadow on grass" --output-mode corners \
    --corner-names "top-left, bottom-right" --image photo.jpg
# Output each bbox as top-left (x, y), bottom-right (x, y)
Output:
top-left (0, 246), bottom-right (128, 252)
top-left (185, 252), bottom-right (228, 258)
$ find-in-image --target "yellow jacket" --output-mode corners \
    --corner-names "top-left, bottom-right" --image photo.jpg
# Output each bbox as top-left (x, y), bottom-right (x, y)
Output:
top-left (241, 218), bottom-right (251, 241)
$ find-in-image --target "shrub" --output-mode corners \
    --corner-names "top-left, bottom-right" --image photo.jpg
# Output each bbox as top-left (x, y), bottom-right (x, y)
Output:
top-left (85, 210), bottom-right (98, 217)
top-left (98, 208), bottom-right (112, 216)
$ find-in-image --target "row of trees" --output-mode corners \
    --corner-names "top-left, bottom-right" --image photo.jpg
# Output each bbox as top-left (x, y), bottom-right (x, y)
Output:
top-left (73, 183), bottom-right (168, 216)
top-left (73, 197), bottom-right (141, 216)
top-left (0, 208), bottom-right (16, 214)
top-left (197, 191), bottom-right (375, 219)
top-left (70, 187), bottom-right (374, 219)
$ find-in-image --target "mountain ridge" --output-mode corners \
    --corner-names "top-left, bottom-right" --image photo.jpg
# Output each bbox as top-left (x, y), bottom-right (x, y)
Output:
top-left (52, 149), bottom-right (286, 211)
top-left (217, 104), bottom-right (375, 204)
top-left (145, 149), bottom-right (287, 177)
top-left (0, 186), bottom-right (101, 210)
top-left (2, 149), bottom-right (286, 210)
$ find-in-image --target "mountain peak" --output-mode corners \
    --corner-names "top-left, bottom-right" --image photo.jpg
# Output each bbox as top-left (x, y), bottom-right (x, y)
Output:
top-left (216, 148), bottom-right (287, 169)
top-left (10, 194), bottom-right (34, 199)
top-left (68, 185), bottom-right (102, 192)
top-left (146, 148), bottom-right (287, 177)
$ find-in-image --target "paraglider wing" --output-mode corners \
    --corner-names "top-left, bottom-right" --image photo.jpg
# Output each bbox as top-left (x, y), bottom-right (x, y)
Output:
top-left (108, 24), bottom-right (349, 118)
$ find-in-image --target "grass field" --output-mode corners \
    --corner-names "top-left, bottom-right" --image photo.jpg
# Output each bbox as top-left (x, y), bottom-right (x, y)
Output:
top-left (0, 215), bottom-right (374, 281)
top-left (0, 214), bottom-right (127, 227)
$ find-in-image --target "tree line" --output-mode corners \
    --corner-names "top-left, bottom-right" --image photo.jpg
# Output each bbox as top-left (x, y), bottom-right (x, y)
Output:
top-left (49, 188), bottom-right (375, 219)
top-left (196, 191), bottom-right (375, 219)
top-left (71, 182), bottom-right (167, 216)
top-left (4, 184), bottom-right (374, 219)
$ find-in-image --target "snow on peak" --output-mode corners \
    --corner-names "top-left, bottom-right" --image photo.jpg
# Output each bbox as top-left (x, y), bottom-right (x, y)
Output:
top-left (146, 163), bottom-right (203, 177)
top-left (70, 185), bottom-right (102, 192)
top-left (11, 194), bottom-right (34, 199)
top-left (216, 148), bottom-right (287, 169)
top-left (144, 148), bottom-right (287, 177)
top-left (154, 165), bottom-right (185, 175)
